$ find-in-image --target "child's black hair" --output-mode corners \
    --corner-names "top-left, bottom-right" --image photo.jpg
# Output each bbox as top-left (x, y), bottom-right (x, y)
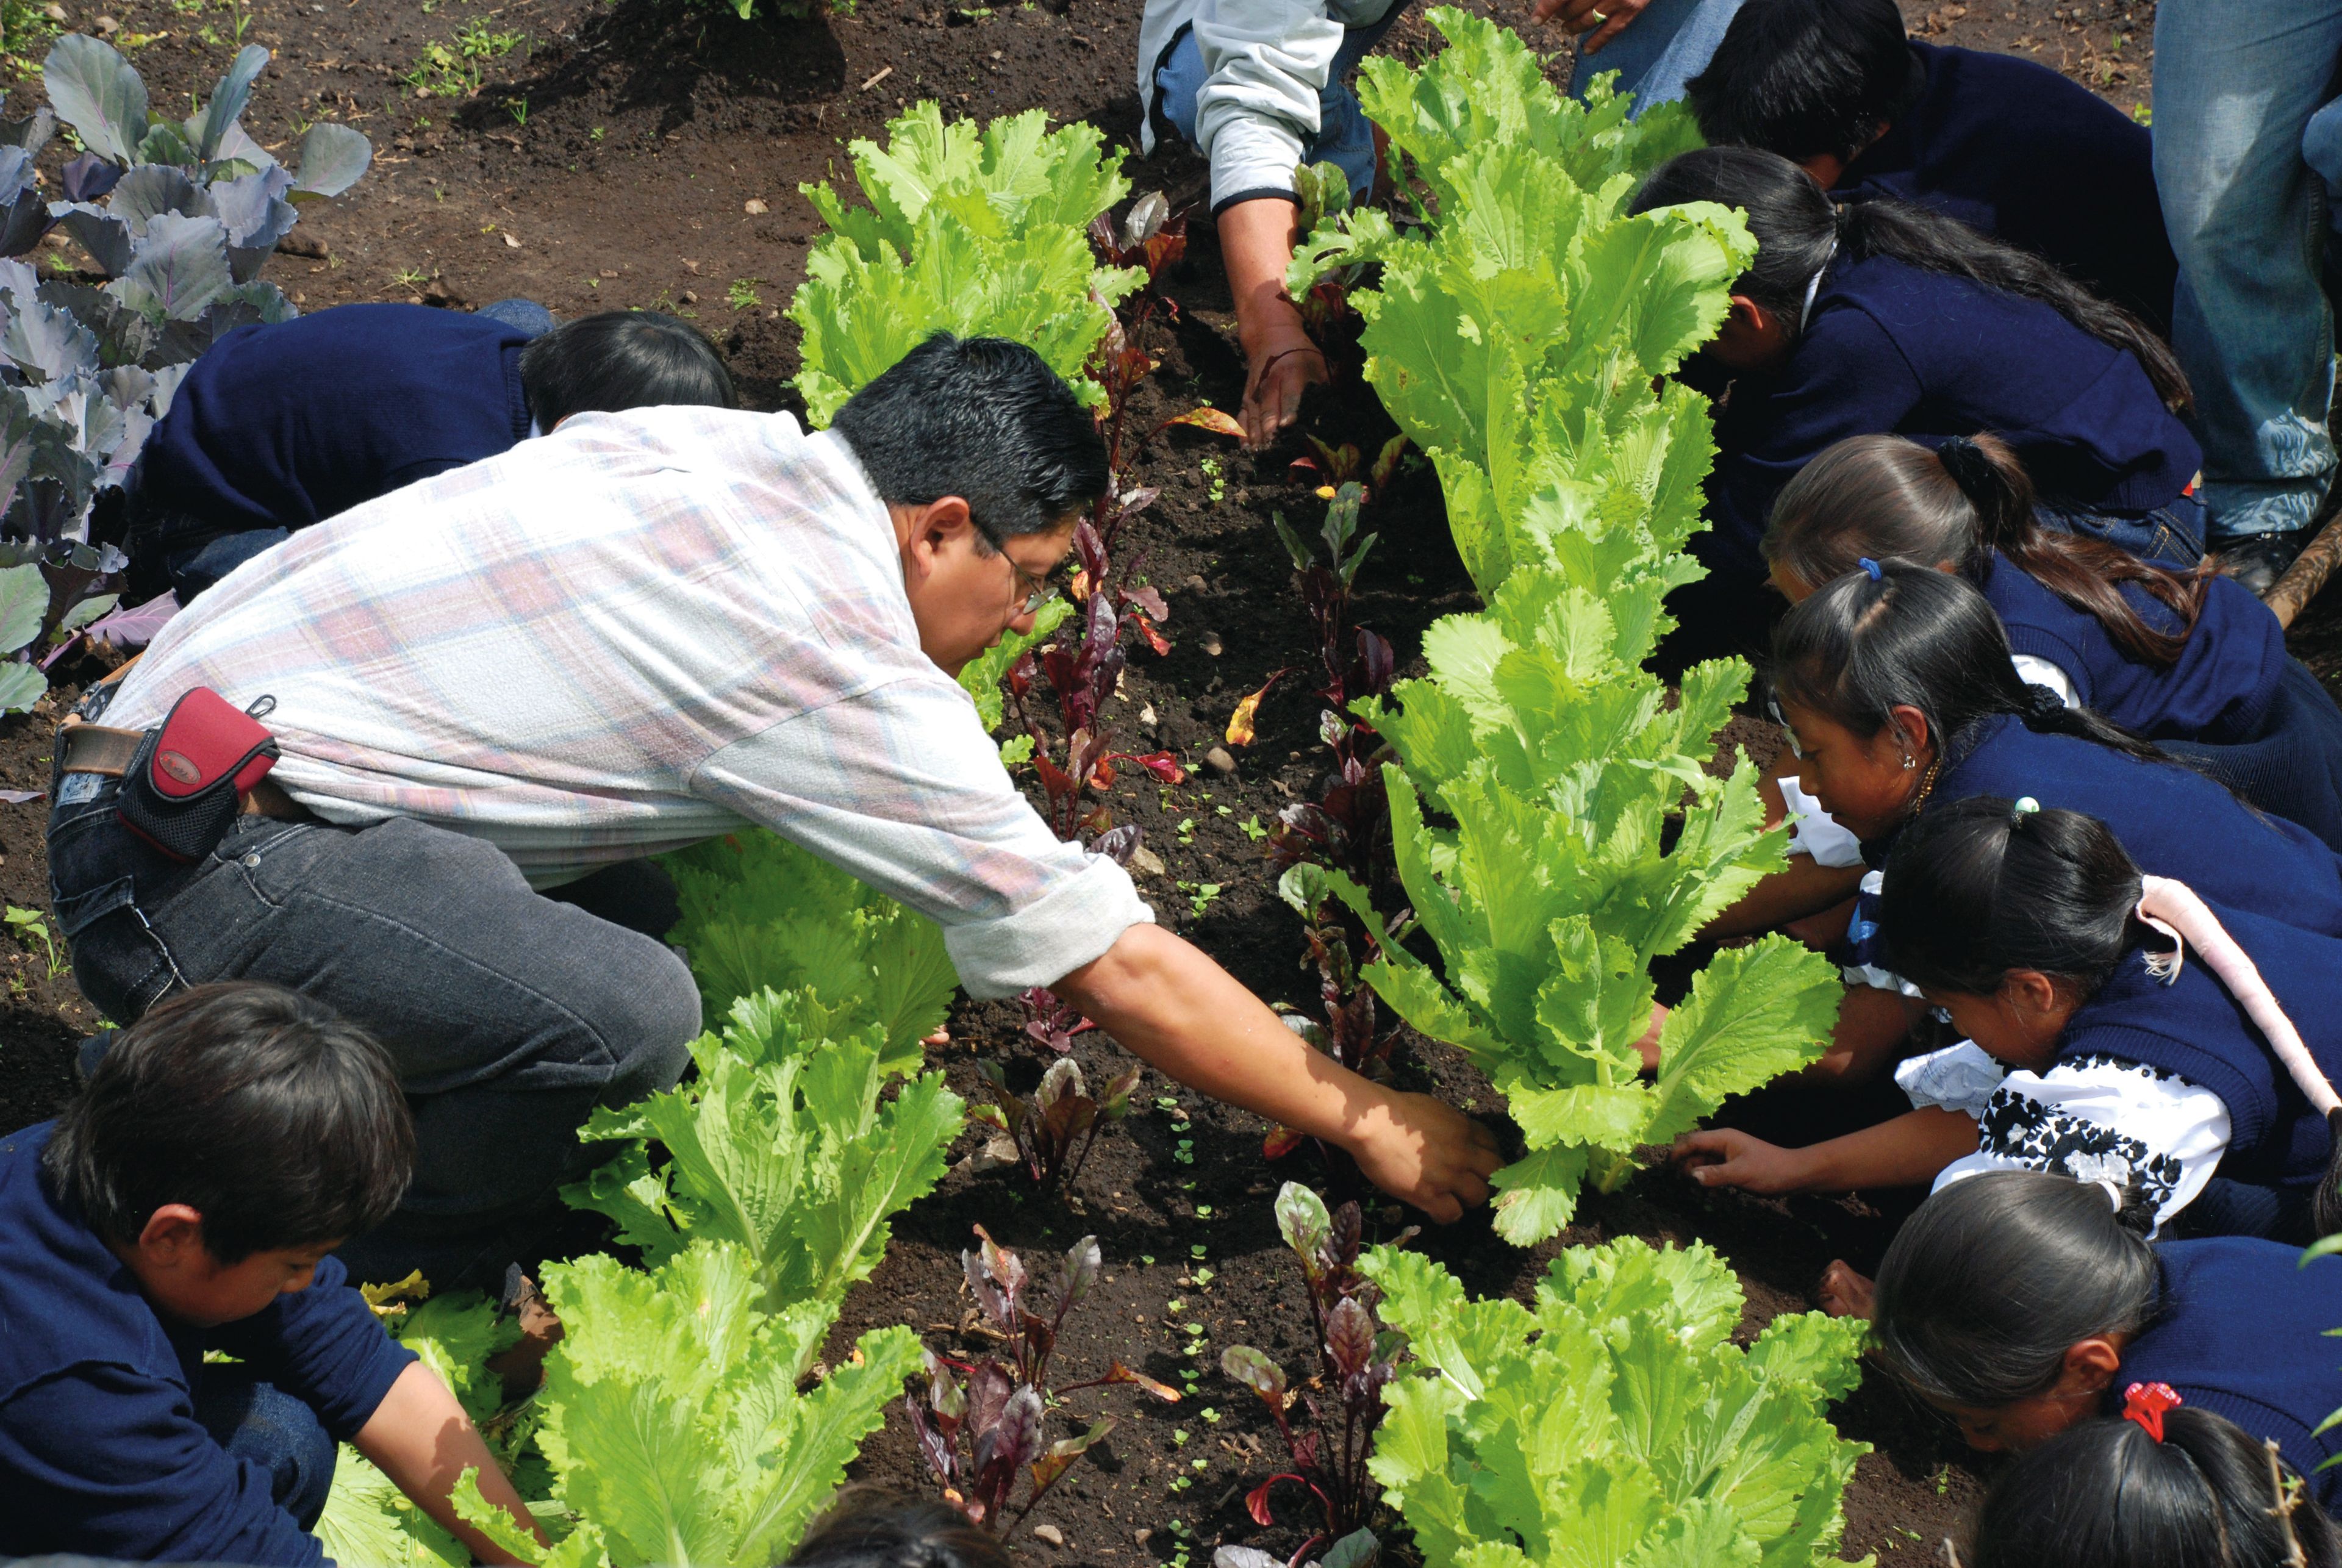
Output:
top-left (1768, 559), bottom-right (2166, 770)
top-left (1683, 0), bottom-right (1920, 167)
top-left (518, 310), bottom-right (737, 429)
top-left (829, 332), bottom-right (1109, 551)
top-left (43, 981), bottom-right (414, 1262)
top-left (1871, 1168), bottom-right (2158, 1411)
top-left (1969, 1406), bottom-right (2342, 1568)
top-left (783, 1488), bottom-right (1013, 1568)
top-left (1876, 796), bottom-right (2154, 1001)
top-left (1764, 432), bottom-right (2214, 668)
top-left (1627, 148), bottom-right (2189, 412)
top-left (1877, 800), bottom-right (2342, 1233)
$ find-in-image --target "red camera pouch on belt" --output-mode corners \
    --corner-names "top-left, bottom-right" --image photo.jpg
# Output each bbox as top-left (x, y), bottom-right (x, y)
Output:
top-left (117, 687), bottom-right (281, 862)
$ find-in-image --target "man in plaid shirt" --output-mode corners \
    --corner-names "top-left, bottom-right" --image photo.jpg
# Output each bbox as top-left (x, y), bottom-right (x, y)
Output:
top-left (50, 335), bottom-right (1497, 1281)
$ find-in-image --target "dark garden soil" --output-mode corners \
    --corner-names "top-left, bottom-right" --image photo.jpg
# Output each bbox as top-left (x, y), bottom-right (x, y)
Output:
top-left (0, 0), bottom-right (2324, 1562)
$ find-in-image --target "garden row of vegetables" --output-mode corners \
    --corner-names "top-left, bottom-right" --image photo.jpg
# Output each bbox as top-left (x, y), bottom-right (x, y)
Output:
top-left (290, 15), bottom-right (1879, 1563)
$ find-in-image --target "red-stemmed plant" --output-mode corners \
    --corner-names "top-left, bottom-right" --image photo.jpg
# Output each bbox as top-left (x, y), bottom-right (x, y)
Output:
top-left (1219, 1185), bottom-right (1412, 1559)
top-left (910, 1230), bottom-right (1180, 1535)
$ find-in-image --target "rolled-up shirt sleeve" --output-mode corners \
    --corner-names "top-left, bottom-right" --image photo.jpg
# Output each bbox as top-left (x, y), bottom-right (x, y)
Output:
top-left (1192, 0), bottom-right (1345, 211)
top-left (693, 671), bottom-right (1156, 999)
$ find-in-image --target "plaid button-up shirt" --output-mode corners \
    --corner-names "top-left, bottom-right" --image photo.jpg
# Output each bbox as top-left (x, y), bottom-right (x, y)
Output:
top-left (105, 407), bottom-right (1151, 998)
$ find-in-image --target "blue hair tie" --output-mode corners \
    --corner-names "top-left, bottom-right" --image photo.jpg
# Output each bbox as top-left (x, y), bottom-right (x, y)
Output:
top-left (1857, 557), bottom-right (1884, 582)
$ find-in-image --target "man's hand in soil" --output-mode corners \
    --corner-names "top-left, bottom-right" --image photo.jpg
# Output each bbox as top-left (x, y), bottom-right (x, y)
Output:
top-left (1219, 195), bottom-right (1330, 450)
top-left (1533, 0), bottom-right (1650, 56)
top-left (1054, 922), bottom-right (1502, 1220)
top-left (1816, 1260), bottom-right (1877, 1320)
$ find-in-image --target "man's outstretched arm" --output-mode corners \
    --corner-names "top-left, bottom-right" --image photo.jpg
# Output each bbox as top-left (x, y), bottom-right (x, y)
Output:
top-left (1055, 922), bottom-right (1503, 1220)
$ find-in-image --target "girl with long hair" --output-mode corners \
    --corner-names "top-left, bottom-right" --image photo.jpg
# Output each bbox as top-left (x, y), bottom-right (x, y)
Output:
top-left (1762, 431), bottom-right (2342, 847)
top-left (1704, 564), bottom-right (2342, 1089)
top-left (1628, 146), bottom-right (2201, 659)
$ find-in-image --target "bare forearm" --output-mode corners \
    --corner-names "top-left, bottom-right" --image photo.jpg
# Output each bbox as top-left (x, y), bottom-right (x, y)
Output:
top-left (1056, 922), bottom-right (1384, 1140)
top-left (1705, 856), bottom-right (1866, 939)
top-left (1791, 1108), bottom-right (1979, 1191)
top-left (1218, 196), bottom-right (1306, 353)
top-left (354, 1362), bottom-right (545, 1564)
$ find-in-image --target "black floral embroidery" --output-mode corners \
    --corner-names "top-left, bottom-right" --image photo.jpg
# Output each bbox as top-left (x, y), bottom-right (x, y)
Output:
top-left (1976, 1082), bottom-right (2185, 1214)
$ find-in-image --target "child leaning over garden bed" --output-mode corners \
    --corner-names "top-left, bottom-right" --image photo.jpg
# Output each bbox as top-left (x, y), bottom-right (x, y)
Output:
top-left (0, 983), bottom-right (542, 1566)
top-left (1828, 1172), bottom-right (2342, 1514)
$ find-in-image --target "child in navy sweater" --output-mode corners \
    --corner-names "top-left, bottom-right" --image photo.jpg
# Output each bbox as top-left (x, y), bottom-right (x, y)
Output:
top-left (0, 982), bottom-right (542, 1565)
top-left (1627, 148), bottom-right (2198, 663)
top-left (1704, 565), bottom-right (2342, 1084)
top-left (1969, 1406), bottom-right (2341, 1568)
top-left (1686, 795), bottom-right (2342, 1240)
top-left (122, 305), bottom-right (736, 605)
top-left (1685, 0), bottom-right (2175, 333)
top-left (1763, 432), bottom-right (2342, 847)
top-left (1847, 1172), bottom-right (2342, 1517)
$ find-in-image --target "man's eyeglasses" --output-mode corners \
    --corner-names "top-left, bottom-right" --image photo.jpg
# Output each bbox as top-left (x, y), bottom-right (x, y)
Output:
top-left (1006, 556), bottom-right (1067, 618)
top-left (1767, 693), bottom-right (1803, 759)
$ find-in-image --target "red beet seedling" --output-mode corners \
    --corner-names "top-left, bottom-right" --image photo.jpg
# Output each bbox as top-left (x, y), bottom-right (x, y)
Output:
top-left (909, 1230), bottom-right (1179, 1535)
top-left (1218, 1184), bottom-right (1413, 1556)
top-left (972, 1056), bottom-right (1142, 1190)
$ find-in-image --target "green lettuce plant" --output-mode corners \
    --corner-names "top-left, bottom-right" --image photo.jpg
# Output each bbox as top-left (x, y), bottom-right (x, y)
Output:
top-left (1363, 1237), bottom-right (1868, 1566)
top-left (563, 987), bottom-right (965, 1341)
top-left (1276, 10), bottom-right (1841, 1242)
top-left (789, 104), bottom-right (1141, 426)
top-left (663, 827), bottom-right (958, 1058)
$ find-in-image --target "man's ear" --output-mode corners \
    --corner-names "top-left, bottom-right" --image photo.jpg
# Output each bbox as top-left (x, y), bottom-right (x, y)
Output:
top-left (899, 496), bottom-right (976, 584)
top-left (136, 1203), bottom-right (207, 1264)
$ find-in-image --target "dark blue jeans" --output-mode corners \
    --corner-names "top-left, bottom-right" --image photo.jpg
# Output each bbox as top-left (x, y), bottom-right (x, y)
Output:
top-left (194, 1370), bottom-right (337, 1532)
top-left (46, 775), bottom-right (700, 1287)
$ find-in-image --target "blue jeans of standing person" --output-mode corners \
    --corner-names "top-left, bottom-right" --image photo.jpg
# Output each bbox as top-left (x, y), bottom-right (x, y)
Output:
top-left (194, 1370), bottom-right (338, 1531)
top-left (45, 755), bottom-right (700, 1290)
top-left (1564, 0), bottom-right (1746, 116)
top-left (2154, 0), bottom-right (2342, 543)
top-left (1155, 1), bottom-right (1415, 202)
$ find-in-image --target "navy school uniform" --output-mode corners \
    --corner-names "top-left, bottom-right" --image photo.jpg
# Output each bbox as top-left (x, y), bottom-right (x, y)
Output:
top-left (2038, 902), bottom-right (2342, 1215)
top-left (1836, 41), bottom-right (2177, 335)
top-left (126, 303), bottom-right (534, 601)
top-left (0, 1122), bottom-right (415, 1565)
top-left (1980, 551), bottom-right (2342, 847)
top-left (2119, 1237), bottom-right (2342, 1508)
top-left (1912, 714), bottom-right (2342, 935)
top-left (1702, 252), bottom-right (2202, 587)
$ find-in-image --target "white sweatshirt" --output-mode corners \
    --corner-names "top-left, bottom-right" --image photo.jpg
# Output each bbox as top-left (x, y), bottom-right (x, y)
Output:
top-left (1137, 0), bottom-right (1400, 212)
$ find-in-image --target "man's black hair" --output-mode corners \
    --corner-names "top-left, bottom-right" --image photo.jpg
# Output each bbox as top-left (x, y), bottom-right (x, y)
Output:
top-left (519, 310), bottom-right (738, 429)
top-left (828, 332), bottom-right (1109, 550)
top-left (44, 982), bottom-right (414, 1262)
top-left (1684, 0), bottom-right (1922, 166)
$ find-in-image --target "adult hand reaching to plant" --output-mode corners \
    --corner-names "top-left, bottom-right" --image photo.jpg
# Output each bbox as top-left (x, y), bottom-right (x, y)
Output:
top-left (1219, 196), bottom-right (1329, 451)
top-left (1532, 0), bottom-right (1651, 58)
top-left (1054, 922), bottom-right (1502, 1219)
top-left (1242, 332), bottom-right (1330, 451)
top-left (1342, 1089), bottom-right (1502, 1221)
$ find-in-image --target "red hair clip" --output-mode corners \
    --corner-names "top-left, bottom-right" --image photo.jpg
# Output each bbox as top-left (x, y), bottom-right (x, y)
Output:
top-left (2122, 1381), bottom-right (2182, 1442)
